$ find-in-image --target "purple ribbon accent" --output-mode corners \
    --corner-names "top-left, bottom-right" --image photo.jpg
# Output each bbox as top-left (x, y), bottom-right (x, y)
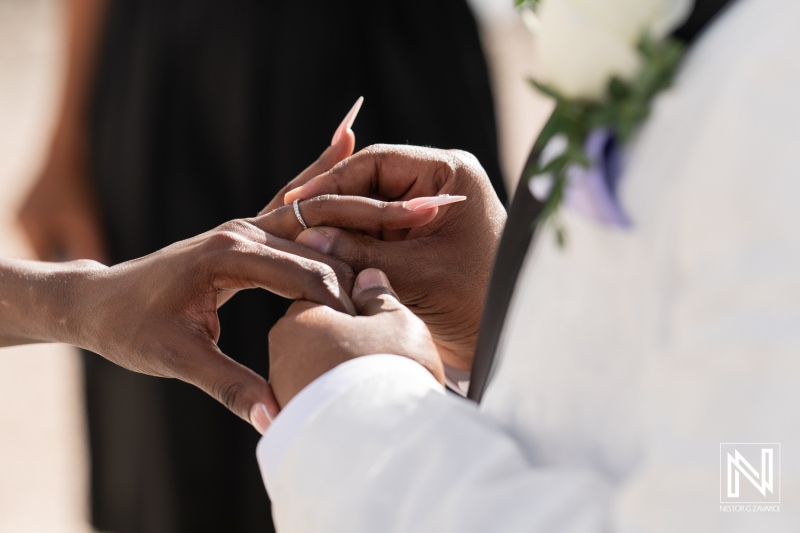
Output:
top-left (563, 128), bottom-right (631, 228)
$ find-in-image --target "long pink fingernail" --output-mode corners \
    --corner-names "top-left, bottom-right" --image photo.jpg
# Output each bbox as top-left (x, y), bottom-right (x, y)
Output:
top-left (331, 96), bottom-right (364, 146)
top-left (405, 194), bottom-right (467, 212)
top-left (250, 403), bottom-right (272, 435)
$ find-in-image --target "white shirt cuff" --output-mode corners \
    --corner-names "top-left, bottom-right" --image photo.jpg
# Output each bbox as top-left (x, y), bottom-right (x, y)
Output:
top-left (256, 354), bottom-right (443, 497)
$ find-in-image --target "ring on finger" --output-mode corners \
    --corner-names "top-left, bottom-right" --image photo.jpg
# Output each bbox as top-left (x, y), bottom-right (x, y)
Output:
top-left (293, 199), bottom-right (309, 230)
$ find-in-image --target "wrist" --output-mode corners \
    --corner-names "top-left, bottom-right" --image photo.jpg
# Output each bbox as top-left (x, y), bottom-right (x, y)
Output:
top-left (36, 260), bottom-right (108, 348)
top-left (0, 258), bottom-right (106, 347)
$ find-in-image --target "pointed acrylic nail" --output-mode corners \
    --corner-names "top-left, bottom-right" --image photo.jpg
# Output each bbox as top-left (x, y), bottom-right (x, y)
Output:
top-left (405, 194), bottom-right (467, 212)
top-left (331, 96), bottom-right (364, 146)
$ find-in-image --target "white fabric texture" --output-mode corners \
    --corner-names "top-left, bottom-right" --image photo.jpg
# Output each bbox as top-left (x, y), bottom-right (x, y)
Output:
top-left (257, 354), bottom-right (443, 496)
top-left (258, 0), bottom-right (800, 530)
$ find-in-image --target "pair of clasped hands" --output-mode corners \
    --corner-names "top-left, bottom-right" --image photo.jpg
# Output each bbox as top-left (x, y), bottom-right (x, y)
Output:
top-left (80, 99), bottom-right (506, 433)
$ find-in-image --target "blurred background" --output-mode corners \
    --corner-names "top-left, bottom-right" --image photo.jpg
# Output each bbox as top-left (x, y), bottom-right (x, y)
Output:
top-left (0, 0), bottom-right (549, 533)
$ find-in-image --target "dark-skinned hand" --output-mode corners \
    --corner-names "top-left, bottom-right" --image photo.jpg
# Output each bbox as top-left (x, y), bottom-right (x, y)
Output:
top-left (283, 145), bottom-right (507, 372)
top-left (268, 268), bottom-right (443, 407)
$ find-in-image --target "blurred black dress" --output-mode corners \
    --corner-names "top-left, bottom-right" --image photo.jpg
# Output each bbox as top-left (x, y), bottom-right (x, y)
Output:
top-left (85, 1), bottom-right (506, 532)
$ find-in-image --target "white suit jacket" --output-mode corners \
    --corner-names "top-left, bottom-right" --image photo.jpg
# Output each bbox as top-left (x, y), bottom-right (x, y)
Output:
top-left (258, 0), bottom-right (800, 530)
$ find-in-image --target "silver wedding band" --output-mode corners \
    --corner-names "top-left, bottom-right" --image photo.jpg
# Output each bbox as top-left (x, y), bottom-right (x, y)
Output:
top-left (293, 199), bottom-right (309, 230)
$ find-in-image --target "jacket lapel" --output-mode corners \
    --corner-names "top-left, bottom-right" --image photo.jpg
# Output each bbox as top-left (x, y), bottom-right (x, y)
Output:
top-left (468, 155), bottom-right (545, 402)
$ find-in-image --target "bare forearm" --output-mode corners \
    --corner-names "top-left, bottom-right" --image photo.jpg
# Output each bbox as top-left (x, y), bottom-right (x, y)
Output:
top-left (0, 258), bottom-right (103, 348)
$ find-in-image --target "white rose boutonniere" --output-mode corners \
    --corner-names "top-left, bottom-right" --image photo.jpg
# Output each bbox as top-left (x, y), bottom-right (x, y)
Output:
top-left (516, 0), bottom-right (693, 244)
top-left (536, 0), bottom-right (693, 101)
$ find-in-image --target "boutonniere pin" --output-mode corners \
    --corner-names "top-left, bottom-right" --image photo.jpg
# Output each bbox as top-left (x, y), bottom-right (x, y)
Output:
top-left (517, 0), bottom-right (693, 245)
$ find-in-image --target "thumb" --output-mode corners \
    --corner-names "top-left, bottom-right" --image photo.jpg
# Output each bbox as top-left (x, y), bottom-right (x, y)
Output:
top-left (188, 343), bottom-right (280, 433)
top-left (351, 269), bottom-right (404, 317)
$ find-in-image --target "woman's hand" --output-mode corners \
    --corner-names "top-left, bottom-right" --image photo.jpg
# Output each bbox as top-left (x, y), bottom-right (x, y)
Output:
top-left (281, 145), bottom-right (507, 371)
top-left (268, 269), bottom-right (443, 407)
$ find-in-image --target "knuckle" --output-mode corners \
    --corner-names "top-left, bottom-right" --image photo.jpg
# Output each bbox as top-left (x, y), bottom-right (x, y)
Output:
top-left (447, 150), bottom-right (488, 182)
top-left (302, 195), bottom-right (334, 219)
top-left (430, 158), bottom-right (457, 190)
top-left (207, 230), bottom-right (247, 251)
top-left (448, 149), bottom-right (480, 167)
top-left (211, 378), bottom-right (245, 414)
top-left (311, 193), bottom-right (337, 203)
top-left (301, 263), bottom-right (344, 302)
top-left (376, 200), bottom-right (393, 228)
top-left (218, 219), bottom-right (255, 237)
top-left (305, 261), bottom-right (339, 288)
top-left (363, 143), bottom-right (391, 156)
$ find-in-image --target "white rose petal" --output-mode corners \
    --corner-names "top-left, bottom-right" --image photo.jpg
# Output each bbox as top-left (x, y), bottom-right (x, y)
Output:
top-left (534, 0), bottom-right (694, 102)
top-left (651, 0), bottom-right (695, 39)
top-left (567, 0), bottom-right (694, 42)
top-left (537, 0), bottom-right (641, 101)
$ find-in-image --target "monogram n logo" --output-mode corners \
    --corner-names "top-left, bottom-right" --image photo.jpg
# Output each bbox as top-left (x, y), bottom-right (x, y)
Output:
top-left (720, 443), bottom-right (781, 504)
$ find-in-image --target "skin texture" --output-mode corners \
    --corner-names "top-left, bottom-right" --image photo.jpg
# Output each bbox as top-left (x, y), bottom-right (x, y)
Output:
top-left (269, 268), bottom-right (443, 408)
top-left (284, 144), bottom-right (508, 372)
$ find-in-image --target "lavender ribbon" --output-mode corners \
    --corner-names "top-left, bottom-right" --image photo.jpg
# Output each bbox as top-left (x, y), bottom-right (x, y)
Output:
top-left (530, 128), bottom-right (630, 228)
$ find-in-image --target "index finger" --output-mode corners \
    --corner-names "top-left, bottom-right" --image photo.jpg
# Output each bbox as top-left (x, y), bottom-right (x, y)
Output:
top-left (249, 195), bottom-right (459, 244)
top-left (283, 144), bottom-right (460, 205)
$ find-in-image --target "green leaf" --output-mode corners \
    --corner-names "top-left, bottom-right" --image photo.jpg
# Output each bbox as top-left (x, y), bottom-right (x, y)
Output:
top-left (522, 33), bottom-right (684, 248)
top-left (566, 146), bottom-right (590, 168)
top-left (538, 153), bottom-right (570, 175)
top-left (586, 105), bottom-right (619, 129)
top-left (528, 78), bottom-right (562, 101)
top-left (554, 224), bottom-right (567, 248)
top-left (608, 77), bottom-right (631, 101)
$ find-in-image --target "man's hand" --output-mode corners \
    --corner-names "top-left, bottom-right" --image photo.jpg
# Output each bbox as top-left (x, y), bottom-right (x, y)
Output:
top-left (282, 145), bottom-right (507, 371)
top-left (268, 269), bottom-right (443, 408)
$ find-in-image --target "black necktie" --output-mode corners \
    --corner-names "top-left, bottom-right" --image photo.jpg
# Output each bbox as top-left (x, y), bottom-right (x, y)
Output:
top-left (467, 0), bottom-right (736, 403)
